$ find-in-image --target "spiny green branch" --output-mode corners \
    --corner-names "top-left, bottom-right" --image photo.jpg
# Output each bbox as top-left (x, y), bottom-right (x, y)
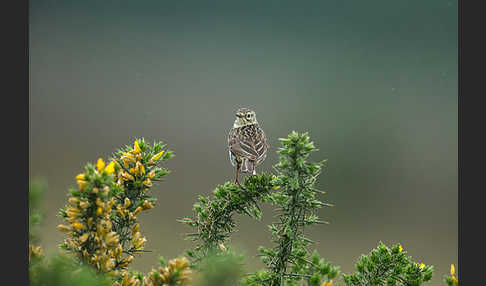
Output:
top-left (181, 173), bottom-right (278, 265)
top-left (342, 242), bottom-right (433, 286)
top-left (246, 131), bottom-right (338, 286)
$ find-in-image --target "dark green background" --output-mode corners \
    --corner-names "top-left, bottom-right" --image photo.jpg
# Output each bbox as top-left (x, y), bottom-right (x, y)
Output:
top-left (29, 1), bottom-right (457, 284)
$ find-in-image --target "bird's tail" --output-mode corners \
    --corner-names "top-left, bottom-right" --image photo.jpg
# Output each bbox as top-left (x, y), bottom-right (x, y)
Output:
top-left (240, 158), bottom-right (256, 175)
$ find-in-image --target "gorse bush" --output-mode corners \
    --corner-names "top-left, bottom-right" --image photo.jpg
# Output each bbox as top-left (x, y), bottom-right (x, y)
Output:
top-left (29, 180), bottom-right (46, 281)
top-left (28, 132), bottom-right (456, 286)
top-left (193, 250), bottom-right (246, 286)
top-left (30, 252), bottom-right (113, 286)
top-left (242, 132), bottom-right (339, 286)
top-left (29, 180), bottom-right (45, 262)
top-left (181, 173), bottom-right (277, 264)
top-left (444, 264), bottom-right (458, 286)
top-left (51, 139), bottom-right (191, 286)
top-left (57, 139), bottom-right (173, 277)
top-left (342, 242), bottom-right (433, 286)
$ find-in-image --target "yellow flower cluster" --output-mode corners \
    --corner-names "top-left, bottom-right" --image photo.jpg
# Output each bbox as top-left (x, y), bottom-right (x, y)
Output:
top-left (113, 270), bottom-right (142, 286)
top-left (116, 198), bottom-right (154, 224)
top-left (144, 257), bottom-right (192, 286)
top-left (450, 264), bottom-right (458, 285)
top-left (29, 244), bottom-right (43, 261)
top-left (58, 139), bottom-right (171, 283)
top-left (116, 140), bottom-right (164, 188)
top-left (130, 222), bottom-right (147, 254)
top-left (58, 158), bottom-right (124, 274)
top-left (320, 280), bottom-right (333, 286)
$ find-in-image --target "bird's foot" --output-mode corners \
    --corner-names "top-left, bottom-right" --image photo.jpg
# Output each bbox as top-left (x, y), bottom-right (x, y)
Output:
top-left (234, 180), bottom-right (246, 189)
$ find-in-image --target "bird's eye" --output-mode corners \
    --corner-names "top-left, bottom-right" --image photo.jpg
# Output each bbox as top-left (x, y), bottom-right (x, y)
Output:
top-left (246, 114), bottom-right (251, 119)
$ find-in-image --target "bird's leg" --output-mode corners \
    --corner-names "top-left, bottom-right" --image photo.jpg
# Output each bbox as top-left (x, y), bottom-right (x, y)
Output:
top-left (234, 165), bottom-right (242, 187)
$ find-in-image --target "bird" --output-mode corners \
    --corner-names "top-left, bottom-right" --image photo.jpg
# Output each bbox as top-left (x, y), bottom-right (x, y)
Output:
top-left (227, 107), bottom-right (269, 186)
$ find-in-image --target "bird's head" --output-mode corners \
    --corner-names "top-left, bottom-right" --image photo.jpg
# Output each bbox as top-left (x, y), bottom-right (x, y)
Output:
top-left (234, 108), bottom-right (258, 128)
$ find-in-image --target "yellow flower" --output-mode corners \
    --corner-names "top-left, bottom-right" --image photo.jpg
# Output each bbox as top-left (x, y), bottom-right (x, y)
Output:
top-left (450, 264), bottom-right (455, 276)
top-left (97, 207), bottom-right (103, 215)
top-left (321, 280), bottom-right (333, 286)
top-left (419, 263), bottom-right (425, 270)
top-left (105, 161), bottom-right (116, 175)
top-left (76, 173), bottom-right (85, 180)
top-left (398, 245), bottom-right (403, 253)
top-left (124, 198), bottom-right (131, 208)
top-left (143, 178), bottom-right (152, 187)
top-left (79, 201), bottom-right (89, 209)
top-left (133, 206), bottom-right (143, 216)
top-left (451, 275), bottom-right (458, 285)
top-left (128, 212), bottom-right (136, 222)
top-left (132, 223), bottom-right (140, 235)
top-left (79, 233), bottom-right (89, 243)
top-left (106, 198), bottom-right (115, 210)
top-left (57, 224), bottom-right (71, 232)
top-left (132, 233), bottom-right (147, 249)
top-left (97, 158), bottom-right (106, 172)
top-left (104, 258), bottom-right (115, 272)
top-left (73, 221), bottom-right (85, 230)
top-left (66, 207), bottom-right (80, 218)
top-left (120, 171), bottom-right (134, 181)
top-left (96, 197), bottom-right (104, 205)
top-left (147, 171), bottom-right (156, 179)
top-left (150, 150), bottom-right (165, 162)
top-left (134, 140), bottom-right (142, 154)
top-left (29, 244), bottom-right (44, 260)
top-left (218, 242), bottom-right (227, 252)
top-left (135, 161), bottom-right (145, 176)
top-left (176, 257), bottom-right (190, 269)
top-left (117, 206), bottom-right (126, 218)
top-left (105, 231), bottom-right (119, 246)
top-left (68, 197), bottom-right (79, 204)
top-left (142, 200), bottom-right (154, 210)
top-left (114, 245), bottom-right (123, 260)
top-left (126, 256), bottom-right (134, 264)
top-left (273, 185), bottom-right (281, 190)
top-left (77, 180), bottom-right (88, 190)
top-left (119, 255), bottom-right (134, 268)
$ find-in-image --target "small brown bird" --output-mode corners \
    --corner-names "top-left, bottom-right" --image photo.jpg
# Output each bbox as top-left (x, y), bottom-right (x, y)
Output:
top-left (228, 108), bottom-right (269, 186)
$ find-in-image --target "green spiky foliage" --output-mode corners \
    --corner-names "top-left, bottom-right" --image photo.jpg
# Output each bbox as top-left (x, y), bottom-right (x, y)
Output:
top-left (194, 250), bottom-right (246, 286)
top-left (443, 264), bottom-right (458, 286)
top-left (245, 131), bottom-right (337, 286)
top-left (57, 138), bottom-right (179, 278)
top-left (109, 138), bottom-right (174, 257)
top-left (181, 173), bottom-right (278, 264)
top-left (29, 179), bottom-right (46, 244)
top-left (29, 179), bottom-right (47, 279)
top-left (300, 250), bottom-right (340, 286)
top-left (342, 242), bottom-right (433, 286)
top-left (30, 253), bottom-right (112, 286)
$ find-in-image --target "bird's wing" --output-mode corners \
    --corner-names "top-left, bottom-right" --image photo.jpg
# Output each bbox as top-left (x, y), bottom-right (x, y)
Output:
top-left (228, 127), bottom-right (268, 161)
top-left (229, 137), bottom-right (259, 161)
top-left (254, 129), bottom-right (269, 164)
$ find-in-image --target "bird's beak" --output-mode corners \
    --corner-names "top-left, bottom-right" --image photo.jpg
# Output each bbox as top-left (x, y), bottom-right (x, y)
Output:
top-left (236, 114), bottom-right (244, 118)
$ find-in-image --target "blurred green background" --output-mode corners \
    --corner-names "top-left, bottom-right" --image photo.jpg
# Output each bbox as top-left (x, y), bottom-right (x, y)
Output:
top-left (29, 0), bottom-right (457, 284)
